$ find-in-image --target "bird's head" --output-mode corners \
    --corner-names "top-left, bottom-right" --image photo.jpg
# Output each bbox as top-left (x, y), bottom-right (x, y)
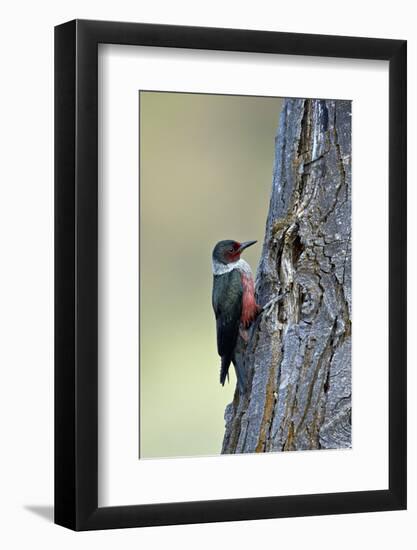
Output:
top-left (212, 239), bottom-right (257, 265)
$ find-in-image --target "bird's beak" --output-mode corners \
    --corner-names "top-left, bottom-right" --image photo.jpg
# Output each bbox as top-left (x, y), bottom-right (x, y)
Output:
top-left (238, 240), bottom-right (257, 253)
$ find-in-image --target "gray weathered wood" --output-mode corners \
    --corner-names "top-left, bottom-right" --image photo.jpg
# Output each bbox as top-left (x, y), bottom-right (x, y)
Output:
top-left (222, 98), bottom-right (352, 453)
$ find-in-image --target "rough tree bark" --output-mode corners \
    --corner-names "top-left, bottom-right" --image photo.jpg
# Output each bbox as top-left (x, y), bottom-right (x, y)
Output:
top-left (222, 98), bottom-right (352, 453)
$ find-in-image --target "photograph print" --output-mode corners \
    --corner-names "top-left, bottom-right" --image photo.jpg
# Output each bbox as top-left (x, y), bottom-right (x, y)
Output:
top-left (139, 92), bottom-right (351, 458)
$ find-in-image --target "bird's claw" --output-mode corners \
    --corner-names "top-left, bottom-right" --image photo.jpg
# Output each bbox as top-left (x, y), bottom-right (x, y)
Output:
top-left (261, 293), bottom-right (285, 316)
top-left (239, 328), bottom-right (249, 342)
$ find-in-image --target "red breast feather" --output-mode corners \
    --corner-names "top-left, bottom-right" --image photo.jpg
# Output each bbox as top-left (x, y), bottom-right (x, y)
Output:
top-left (241, 273), bottom-right (258, 327)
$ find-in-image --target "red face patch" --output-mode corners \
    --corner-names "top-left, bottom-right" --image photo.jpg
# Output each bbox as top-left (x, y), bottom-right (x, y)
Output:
top-left (226, 242), bottom-right (241, 261)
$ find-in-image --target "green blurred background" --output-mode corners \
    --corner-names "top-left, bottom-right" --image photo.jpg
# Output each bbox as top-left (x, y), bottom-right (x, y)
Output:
top-left (140, 91), bottom-right (282, 458)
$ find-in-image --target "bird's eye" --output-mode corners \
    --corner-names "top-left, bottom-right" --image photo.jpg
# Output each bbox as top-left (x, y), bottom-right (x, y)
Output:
top-left (228, 248), bottom-right (233, 253)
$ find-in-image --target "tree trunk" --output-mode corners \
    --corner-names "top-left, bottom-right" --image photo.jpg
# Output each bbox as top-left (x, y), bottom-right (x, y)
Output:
top-left (222, 98), bottom-right (352, 453)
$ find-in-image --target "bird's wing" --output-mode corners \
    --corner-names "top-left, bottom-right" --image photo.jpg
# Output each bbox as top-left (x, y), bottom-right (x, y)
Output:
top-left (212, 270), bottom-right (243, 358)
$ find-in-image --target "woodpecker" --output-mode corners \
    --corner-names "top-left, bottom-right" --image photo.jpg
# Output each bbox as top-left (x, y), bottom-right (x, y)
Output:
top-left (211, 239), bottom-right (260, 394)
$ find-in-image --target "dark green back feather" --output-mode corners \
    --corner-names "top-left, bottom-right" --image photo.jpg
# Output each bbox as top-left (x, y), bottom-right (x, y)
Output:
top-left (212, 270), bottom-right (243, 358)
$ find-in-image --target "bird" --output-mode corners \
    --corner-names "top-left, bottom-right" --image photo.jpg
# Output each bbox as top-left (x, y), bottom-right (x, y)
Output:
top-left (211, 239), bottom-right (260, 394)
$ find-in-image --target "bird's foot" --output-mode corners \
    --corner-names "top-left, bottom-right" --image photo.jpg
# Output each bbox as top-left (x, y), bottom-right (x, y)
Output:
top-left (261, 293), bottom-right (285, 316)
top-left (239, 328), bottom-right (249, 342)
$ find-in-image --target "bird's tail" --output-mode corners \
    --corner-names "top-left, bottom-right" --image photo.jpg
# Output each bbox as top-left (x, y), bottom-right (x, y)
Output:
top-left (233, 357), bottom-right (247, 395)
top-left (220, 354), bottom-right (247, 395)
top-left (220, 355), bottom-right (231, 386)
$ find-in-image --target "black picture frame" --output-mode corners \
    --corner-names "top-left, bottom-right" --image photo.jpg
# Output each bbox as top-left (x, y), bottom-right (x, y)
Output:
top-left (55, 19), bottom-right (407, 531)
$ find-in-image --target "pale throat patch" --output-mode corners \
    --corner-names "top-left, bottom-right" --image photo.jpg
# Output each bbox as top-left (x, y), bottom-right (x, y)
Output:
top-left (212, 258), bottom-right (253, 276)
